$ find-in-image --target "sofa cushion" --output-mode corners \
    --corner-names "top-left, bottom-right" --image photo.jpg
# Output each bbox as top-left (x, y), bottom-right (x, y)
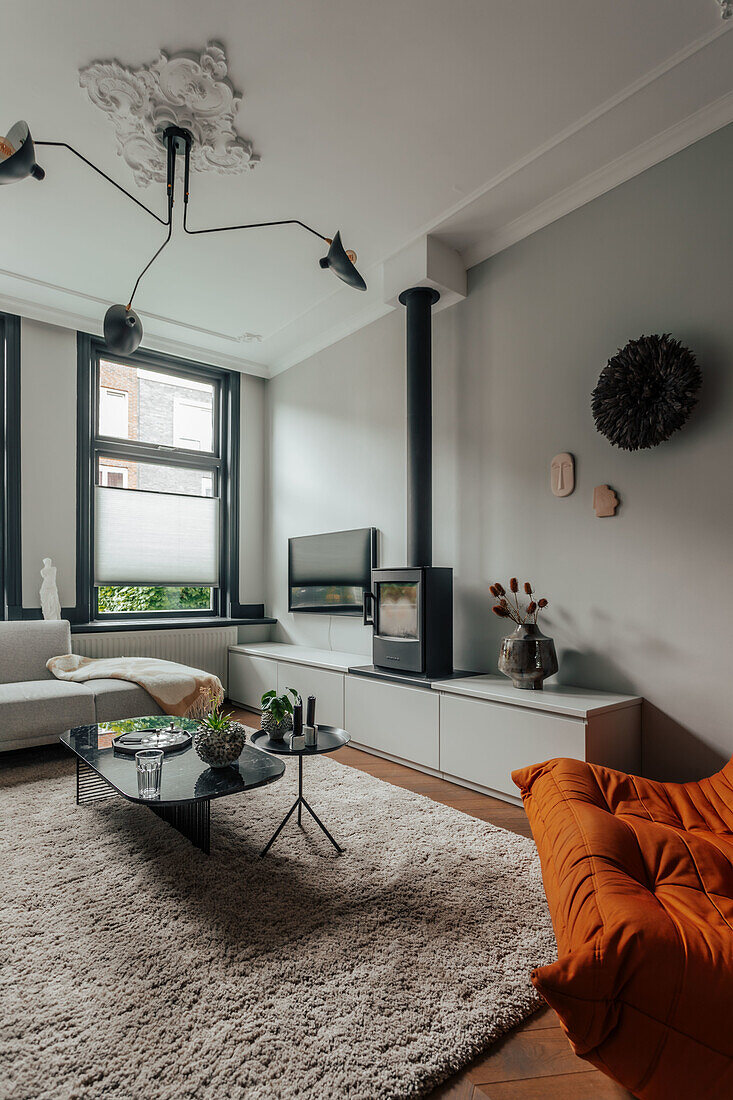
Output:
top-left (0, 620), bottom-right (71, 684)
top-left (513, 757), bottom-right (733, 1100)
top-left (0, 680), bottom-right (95, 747)
top-left (86, 679), bottom-right (163, 722)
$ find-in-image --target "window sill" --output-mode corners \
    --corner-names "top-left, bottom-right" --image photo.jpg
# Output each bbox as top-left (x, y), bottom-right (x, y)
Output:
top-left (71, 617), bottom-right (277, 634)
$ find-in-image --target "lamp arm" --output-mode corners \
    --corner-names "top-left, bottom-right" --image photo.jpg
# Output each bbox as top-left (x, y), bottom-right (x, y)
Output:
top-left (125, 224), bottom-right (172, 309)
top-left (182, 202), bottom-right (328, 243)
top-left (35, 141), bottom-right (169, 226)
top-left (126, 166), bottom-right (176, 309)
top-left (183, 213), bottom-right (329, 243)
top-left (179, 138), bottom-right (328, 243)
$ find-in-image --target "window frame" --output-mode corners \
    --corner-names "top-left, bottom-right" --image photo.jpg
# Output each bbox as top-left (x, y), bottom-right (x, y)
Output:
top-left (0, 311), bottom-right (21, 619)
top-left (77, 336), bottom-right (241, 624)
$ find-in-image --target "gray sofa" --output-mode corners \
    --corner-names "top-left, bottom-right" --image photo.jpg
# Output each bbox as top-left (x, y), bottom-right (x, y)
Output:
top-left (0, 620), bottom-right (162, 752)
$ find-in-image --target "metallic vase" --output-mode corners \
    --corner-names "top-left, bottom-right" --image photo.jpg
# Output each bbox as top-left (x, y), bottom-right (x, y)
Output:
top-left (498, 622), bottom-right (558, 690)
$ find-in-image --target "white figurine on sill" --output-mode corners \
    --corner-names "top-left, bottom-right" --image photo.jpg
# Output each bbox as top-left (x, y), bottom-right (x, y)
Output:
top-left (40, 558), bottom-right (62, 620)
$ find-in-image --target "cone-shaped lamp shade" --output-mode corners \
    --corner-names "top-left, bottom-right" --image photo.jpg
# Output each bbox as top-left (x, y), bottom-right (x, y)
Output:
top-left (0, 121), bottom-right (44, 184)
top-left (104, 304), bottom-right (143, 356)
top-left (319, 230), bottom-right (367, 291)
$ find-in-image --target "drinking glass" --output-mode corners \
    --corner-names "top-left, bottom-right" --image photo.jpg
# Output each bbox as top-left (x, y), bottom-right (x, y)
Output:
top-left (136, 749), bottom-right (163, 799)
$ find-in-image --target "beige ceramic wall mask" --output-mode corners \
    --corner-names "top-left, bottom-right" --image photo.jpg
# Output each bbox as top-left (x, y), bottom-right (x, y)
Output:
top-left (550, 453), bottom-right (574, 497)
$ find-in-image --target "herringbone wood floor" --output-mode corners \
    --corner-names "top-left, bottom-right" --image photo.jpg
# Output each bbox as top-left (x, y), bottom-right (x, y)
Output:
top-left (233, 705), bottom-right (636, 1100)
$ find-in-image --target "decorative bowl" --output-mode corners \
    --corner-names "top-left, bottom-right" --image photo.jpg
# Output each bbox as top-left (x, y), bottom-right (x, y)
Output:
top-left (193, 722), bottom-right (248, 768)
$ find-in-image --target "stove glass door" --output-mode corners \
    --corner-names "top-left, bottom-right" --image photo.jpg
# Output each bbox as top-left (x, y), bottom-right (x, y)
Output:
top-left (375, 582), bottom-right (419, 640)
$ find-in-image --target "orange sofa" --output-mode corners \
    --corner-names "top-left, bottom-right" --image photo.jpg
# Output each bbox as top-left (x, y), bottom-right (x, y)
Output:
top-left (513, 757), bottom-right (733, 1100)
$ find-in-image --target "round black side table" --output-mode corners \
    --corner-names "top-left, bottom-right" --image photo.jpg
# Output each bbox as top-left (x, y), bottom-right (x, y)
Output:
top-left (250, 725), bottom-right (350, 856)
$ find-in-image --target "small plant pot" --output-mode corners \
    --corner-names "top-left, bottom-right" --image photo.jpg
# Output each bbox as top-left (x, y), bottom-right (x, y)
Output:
top-left (193, 722), bottom-right (248, 768)
top-left (260, 710), bottom-right (293, 742)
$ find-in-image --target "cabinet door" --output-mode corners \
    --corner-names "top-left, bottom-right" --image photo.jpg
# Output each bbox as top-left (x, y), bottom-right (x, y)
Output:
top-left (227, 653), bottom-right (278, 710)
top-left (276, 664), bottom-right (345, 728)
top-left (439, 693), bottom-right (585, 799)
top-left (344, 675), bottom-right (439, 769)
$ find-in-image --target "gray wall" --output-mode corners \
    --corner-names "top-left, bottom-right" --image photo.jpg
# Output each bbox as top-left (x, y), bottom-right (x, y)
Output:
top-left (267, 121), bottom-right (733, 782)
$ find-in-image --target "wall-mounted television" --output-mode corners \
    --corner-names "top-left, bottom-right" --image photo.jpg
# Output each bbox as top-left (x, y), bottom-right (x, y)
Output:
top-left (288, 528), bottom-right (377, 615)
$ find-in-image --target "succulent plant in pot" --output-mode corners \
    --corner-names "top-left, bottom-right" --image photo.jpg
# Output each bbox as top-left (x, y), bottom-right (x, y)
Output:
top-left (260, 687), bottom-right (299, 741)
top-left (193, 689), bottom-right (249, 768)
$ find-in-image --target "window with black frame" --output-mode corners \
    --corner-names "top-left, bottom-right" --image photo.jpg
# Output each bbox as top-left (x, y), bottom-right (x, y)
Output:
top-left (0, 311), bottom-right (21, 619)
top-left (88, 348), bottom-right (232, 619)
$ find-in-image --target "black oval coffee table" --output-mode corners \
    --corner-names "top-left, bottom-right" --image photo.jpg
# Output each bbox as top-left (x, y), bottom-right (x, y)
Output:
top-left (61, 718), bottom-right (285, 855)
top-left (250, 725), bottom-right (350, 856)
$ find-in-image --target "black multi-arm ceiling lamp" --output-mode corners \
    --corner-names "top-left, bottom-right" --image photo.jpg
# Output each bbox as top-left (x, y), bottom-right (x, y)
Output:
top-left (0, 120), bottom-right (367, 355)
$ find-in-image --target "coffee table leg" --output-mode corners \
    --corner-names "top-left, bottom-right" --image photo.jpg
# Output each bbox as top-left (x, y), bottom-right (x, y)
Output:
top-left (149, 799), bottom-right (211, 855)
top-left (76, 758), bottom-right (116, 804)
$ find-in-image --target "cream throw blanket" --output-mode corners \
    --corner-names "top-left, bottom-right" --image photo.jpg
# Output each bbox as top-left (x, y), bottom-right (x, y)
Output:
top-left (47, 654), bottom-right (223, 718)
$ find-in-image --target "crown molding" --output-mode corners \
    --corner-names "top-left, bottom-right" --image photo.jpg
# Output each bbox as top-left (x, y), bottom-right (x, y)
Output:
top-left (269, 299), bottom-right (394, 376)
top-left (461, 86), bottom-right (733, 270)
top-left (0, 286), bottom-right (270, 377)
top-left (264, 23), bottom-right (733, 374)
top-left (388, 22), bottom-right (733, 262)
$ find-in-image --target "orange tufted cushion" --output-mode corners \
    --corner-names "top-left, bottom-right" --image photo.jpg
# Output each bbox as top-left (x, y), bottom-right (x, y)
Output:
top-left (513, 757), bottom-right (733, 1100)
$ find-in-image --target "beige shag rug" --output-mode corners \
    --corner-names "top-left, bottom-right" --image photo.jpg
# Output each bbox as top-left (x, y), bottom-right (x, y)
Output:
top-left (1, 747), bottom-right (554, 1100)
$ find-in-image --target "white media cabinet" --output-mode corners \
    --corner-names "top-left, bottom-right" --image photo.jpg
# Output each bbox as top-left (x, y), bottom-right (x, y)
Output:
top-left (228, 642), bottom-right (642, 807)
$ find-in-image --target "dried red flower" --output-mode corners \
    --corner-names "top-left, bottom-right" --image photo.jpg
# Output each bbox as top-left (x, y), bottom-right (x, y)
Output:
top-left (492, 605), bottom-right (511, 618)
top-left (527, 601), bottom-right (537, 614)
top-left (538, 598), bottom-right (548, 608)
top-left (524, 582), bottom-right (532, 595)
top-left (509, 577), bottom-right (519, 593)
top-left (494, 582), bottom-right (505, 596)
top-left (489, 584), bottom-right (499, 597)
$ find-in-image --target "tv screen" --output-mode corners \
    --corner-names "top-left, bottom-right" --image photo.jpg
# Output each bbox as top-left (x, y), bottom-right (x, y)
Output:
top-left (288, 528), bottom-right (377, 614)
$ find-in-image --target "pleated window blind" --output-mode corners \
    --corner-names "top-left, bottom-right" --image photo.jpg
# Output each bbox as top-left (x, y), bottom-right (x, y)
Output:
top-left (94, 487), bottom-right (220, 586)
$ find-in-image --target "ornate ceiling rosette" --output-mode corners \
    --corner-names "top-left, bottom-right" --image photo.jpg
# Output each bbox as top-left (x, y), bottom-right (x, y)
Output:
top-left (79, 43), bottom-right (259, 187)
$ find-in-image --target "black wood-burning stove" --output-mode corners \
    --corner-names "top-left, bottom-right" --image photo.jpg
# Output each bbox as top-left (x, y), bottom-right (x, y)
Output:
top-left (361, 286), bottom-right (454, 681)
top-left (365, 566), bottom-right (453, 679)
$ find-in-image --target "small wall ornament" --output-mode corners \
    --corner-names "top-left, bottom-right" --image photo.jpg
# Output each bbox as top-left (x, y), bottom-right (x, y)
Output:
top-left (591, 334), bottom-right (701, 451)
top-left (550, 453), bottom-right (575, 497)
top-left (593, 485), bottom-right (619, 517)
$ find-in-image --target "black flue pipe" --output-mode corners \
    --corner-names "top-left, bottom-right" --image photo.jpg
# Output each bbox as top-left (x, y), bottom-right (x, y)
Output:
top-left (398, 286), bottom-right (440, 568)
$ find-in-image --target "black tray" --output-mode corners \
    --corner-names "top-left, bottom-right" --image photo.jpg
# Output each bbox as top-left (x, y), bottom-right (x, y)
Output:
top-left (112, 725), bottom-right (193, 755)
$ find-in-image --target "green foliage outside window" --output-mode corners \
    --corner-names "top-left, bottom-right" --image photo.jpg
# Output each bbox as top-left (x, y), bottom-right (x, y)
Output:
top-left (97, 585), bottom-right (212, 613)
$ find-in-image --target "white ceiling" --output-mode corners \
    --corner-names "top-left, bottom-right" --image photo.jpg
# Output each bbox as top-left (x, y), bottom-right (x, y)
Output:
top-left (2, 0), bottom-right (732, 376)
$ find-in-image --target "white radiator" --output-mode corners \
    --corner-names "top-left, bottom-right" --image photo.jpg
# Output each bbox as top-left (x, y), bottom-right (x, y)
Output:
top-left (73, 627), bottom-right (238, 690)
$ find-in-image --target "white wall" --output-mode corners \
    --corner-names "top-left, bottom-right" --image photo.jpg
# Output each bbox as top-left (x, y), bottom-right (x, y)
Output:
top-left (266, 121), bottom-right (733, 782)
top-left (239, 373), bottom-right (267, 606)
top-left (267, 311), bottom-right (407, 656)
top-left (20, 320), bottom-right (77, 608)
top-left (17, 320), bottom-right (266, 613)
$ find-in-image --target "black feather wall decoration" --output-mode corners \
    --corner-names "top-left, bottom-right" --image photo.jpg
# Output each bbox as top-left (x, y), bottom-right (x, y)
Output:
top-left (591, 333), bottom-right (701, 451)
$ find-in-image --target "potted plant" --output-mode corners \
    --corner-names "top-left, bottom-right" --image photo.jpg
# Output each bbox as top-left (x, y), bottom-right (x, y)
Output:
top-left (260, 687), bottom-right (299, 741)
top-left (193, 689), bottom-right (249, 767)
top-left (490, 578), bottom-right (558, 690)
